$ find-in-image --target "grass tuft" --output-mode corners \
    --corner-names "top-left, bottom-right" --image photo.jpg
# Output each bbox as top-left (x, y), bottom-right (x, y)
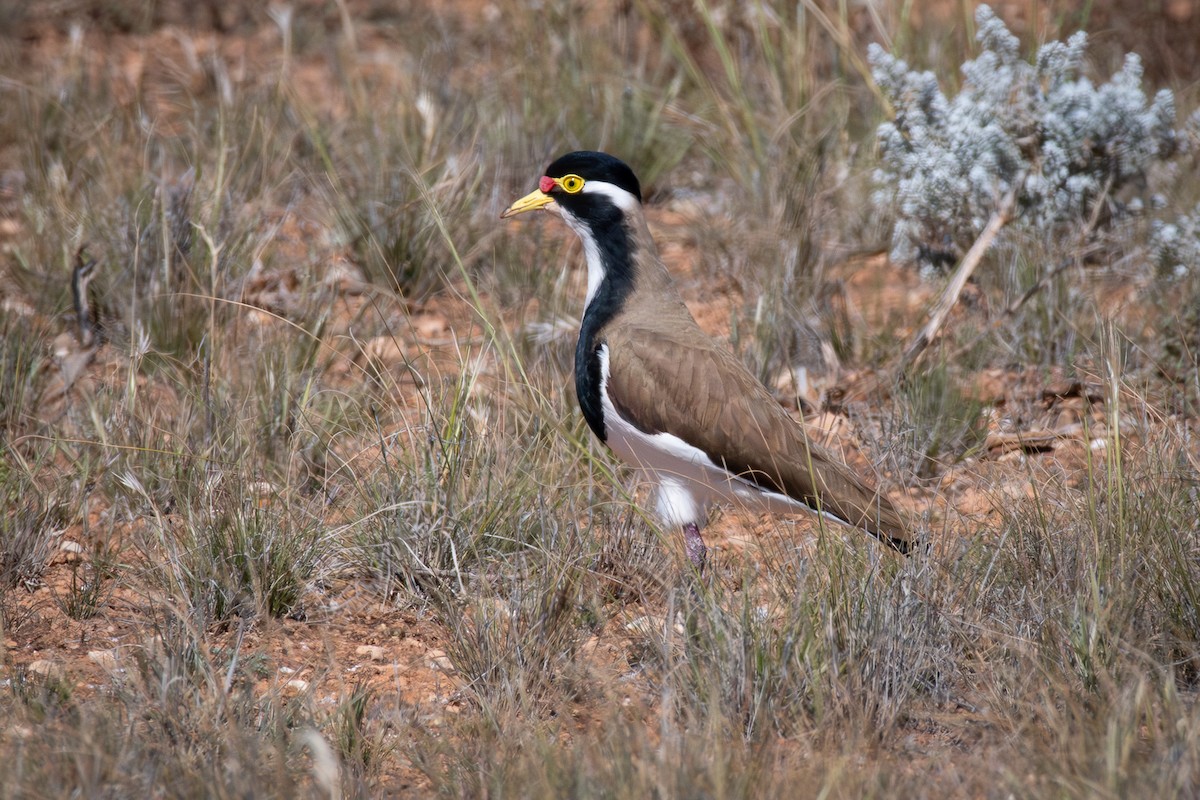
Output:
top-left (0, 2), bottom-right (1198, 797)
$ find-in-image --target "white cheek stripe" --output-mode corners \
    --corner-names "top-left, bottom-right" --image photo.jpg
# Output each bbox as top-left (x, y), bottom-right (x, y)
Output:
top-left (581, 180), bottom-right (640, 213)
top-left (581, 234), bottom-right (604, 309)
top-left (596, 345), bottom-right (850, 530)
top-left (561, 180), bottom-right (637, 311)
top-left (558, 210), bottom-right (605, 310)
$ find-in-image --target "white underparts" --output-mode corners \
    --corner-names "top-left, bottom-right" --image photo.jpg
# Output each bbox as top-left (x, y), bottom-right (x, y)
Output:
top-left (596, 345), bottom-right (852, 531)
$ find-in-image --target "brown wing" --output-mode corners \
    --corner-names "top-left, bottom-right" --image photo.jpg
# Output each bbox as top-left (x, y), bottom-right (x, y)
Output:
top-left (604, 315), bottom-right (913, 550)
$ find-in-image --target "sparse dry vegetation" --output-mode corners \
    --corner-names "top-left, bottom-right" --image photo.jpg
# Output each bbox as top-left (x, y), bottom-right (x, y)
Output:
top-left (2, 1), bottom-right (1199, 797)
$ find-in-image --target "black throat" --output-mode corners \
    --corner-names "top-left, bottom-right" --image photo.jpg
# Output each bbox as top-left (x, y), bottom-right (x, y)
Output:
top-left (574, 215), bottom-right (637, 443)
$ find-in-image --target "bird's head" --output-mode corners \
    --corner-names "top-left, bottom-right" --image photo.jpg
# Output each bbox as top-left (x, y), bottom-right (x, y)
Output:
top-left (501, 151), bottom-right (642, 235)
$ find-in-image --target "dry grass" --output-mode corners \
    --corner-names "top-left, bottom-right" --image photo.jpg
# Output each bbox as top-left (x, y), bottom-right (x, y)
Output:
top-left (1, 1), bottom-right (1199, 797)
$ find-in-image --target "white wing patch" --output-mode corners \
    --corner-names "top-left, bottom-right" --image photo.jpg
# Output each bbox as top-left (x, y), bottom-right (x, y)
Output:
top-left (597, 345), bottom-right (853, 530)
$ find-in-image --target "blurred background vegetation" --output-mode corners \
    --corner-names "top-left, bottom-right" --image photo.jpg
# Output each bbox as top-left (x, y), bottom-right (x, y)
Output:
top-left (1, 1), bottom-right (1198, 796)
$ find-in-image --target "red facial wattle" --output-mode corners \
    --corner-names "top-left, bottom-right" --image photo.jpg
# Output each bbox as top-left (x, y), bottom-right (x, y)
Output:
top-left (539, 175), bottom-right (556, 193)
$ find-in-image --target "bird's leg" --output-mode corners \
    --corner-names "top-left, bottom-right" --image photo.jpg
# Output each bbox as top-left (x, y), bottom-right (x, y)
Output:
top-left (682, 522), bottom-right (707, 573)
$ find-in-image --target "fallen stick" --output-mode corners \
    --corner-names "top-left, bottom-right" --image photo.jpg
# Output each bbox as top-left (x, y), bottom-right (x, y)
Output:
top-left (899, 184), bottom-right (1020, 371)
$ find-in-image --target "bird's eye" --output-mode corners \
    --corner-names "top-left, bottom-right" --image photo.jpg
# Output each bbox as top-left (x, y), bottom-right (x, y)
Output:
top-left (558, 174), bottom-right (585, 194)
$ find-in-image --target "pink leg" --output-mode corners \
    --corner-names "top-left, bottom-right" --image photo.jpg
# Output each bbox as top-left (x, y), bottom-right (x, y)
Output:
top-left (683, 522), bottom-right (708, 573)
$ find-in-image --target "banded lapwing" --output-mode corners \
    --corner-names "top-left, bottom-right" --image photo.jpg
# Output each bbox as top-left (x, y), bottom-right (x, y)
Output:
top-left (502, 151), bottom-right (914, 569)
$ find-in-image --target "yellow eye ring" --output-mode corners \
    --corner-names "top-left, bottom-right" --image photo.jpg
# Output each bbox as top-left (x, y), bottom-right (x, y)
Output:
top-left (558, 174), bottom-right (585, 194)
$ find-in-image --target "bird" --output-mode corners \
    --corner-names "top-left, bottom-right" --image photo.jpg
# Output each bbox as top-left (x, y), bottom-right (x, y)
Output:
top-left (501, 151), bottom-right (914, 570)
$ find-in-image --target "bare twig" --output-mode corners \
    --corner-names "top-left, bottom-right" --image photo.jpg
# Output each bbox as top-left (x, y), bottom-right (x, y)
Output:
top-left (1003, 174), bottom-right (1114, 320)
top-left (71, 247), bottom-right (99, 348)
top-left (899, 182), bottom-right (1021, 372)
top-left (942, 173), bottom-right (1114, 363)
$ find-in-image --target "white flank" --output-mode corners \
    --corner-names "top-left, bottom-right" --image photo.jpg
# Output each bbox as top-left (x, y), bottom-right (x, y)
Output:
top-left (596, 346), bottom-right (853, 530)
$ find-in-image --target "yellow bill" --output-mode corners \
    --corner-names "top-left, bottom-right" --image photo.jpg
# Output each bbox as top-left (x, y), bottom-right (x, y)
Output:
top-left (500, 188), bottom-right (555, 219)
